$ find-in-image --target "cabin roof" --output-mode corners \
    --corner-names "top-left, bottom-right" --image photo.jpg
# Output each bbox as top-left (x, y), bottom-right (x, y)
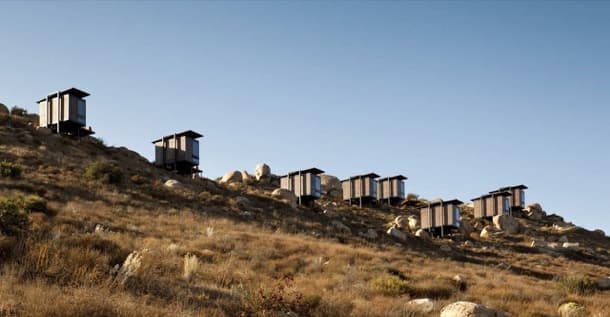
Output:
top-left (378, 175), bottom-right (407, 181)
top-left (471, 190), bottom-right (512, 201)
top-left (340, 173), bottom-right (380, 182)
top-left (37, 88), bottom-right (90, 103)
top-left (281, 168), bottom-right (325, 177)
top-left (489, 184), bottom-right (528, 193)
top-left (151, 130), bottom-right (204, 143)
top-left (420, 199), bottom-right (463, 208)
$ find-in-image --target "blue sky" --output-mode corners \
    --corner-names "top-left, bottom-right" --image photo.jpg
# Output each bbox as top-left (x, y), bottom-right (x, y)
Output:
top-left (1, 2), bottom-right (609, 233)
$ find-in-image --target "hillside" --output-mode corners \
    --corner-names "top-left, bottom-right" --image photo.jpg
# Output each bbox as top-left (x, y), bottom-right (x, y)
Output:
top-left (1, 113), bottom-right (610, 317)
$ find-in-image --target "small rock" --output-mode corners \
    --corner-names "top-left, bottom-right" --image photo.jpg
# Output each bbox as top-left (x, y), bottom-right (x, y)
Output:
top-left (496, 263), bottom-right (510, 270)
top-left (453, 274), bottom-right (467, 285)
top-left (94, 224), bottom-right (108, 233)
top-left (463, 240), bottom-right (474, 247)
top-left (597, 277), bottom-right (610, 289)
top-left (387, 226), bottom-right (409, 241)
top-left (531, 239), bottom-right (548, 248)
top-left (405, 298), bottom-right (435, 313)
top-left (360, 229), bottom-right (378, 239)
top-left (164, 179), bottom-right (183, 189)
top-left (558, 302), bottom-right (586, 317)
top-left (480, 225), bottom-right (503, 239)
top-left (440, 245), bottom-right (452, 252)
top-left (415, 229), bottom-right (430, 239)
top-left (440, 301), bottom-right (507, 317)
top-left (558, 235), bottom-right (569, 243)
top-left (563, 242), bottom-right (580, 249)
top-left (331, 221), bottom-right (351, 235)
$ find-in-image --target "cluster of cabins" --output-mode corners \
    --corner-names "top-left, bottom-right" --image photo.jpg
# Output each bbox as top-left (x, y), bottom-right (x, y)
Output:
top-left (36, 88), bottom-right (528, 236)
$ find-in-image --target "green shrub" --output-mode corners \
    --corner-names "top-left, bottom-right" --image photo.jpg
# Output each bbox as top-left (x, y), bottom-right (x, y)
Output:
top-left (0, 161), bottom-right (22, 178)
top-left (10, 106), bottom-right (27, 117)
top-left (556, 274), bottom-right (597, 295)
top-left (370, 273), bottom-right (410, 295)
top-left (0, 198), bottom-right (29, 236)
top-left (20, 195), bottom-right (55, 216)
top-left (86, 161), bottom-right (124, 184)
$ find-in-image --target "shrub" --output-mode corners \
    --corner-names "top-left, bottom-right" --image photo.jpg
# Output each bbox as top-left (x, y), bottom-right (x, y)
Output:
top-left (0, 198), bottom-right (29, 236)
top-left (10, 106), bottom-right (27, 117)
top-left (556, 274), bottom-right (597, 295)
top-left (0, 161), bottom-right (22, 178)
top-left (86, 161), bottom-right (124, 184)
top-left (19, 195), bottom-right (54, 216)
top-left (370, 273), bottom-right (410, 295)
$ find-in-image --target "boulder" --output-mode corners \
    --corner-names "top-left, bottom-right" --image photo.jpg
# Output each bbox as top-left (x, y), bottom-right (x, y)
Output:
top-left (164, 179), bottom-right (183, 189)
top-left (387, 226), bottom-right (409, 241)
top-left (563, 242), bottom-right (580, 249)
top-left (35, 127), bottom-right (53, 135)
top-left (394, 216), bottom-right (410, 231)
top-left (440, 301), bottom-right (506, 317)
top-left (415, 229), bottom-right (430, 239)
top-left (220, 171), bottom-right (243, 184)
top-left (331, 221), bottom-right (351, 235)
top-left (593, 229), bottom-right (606, 237)
top-left (558, 236), bottom-right (569, 243)
top-left (480, 226), bottom-right (502, 239)
top-left (254, 163), bottom-right (271, 181)
top-left (320, 174), bottom-right (342, 198)
top-left (405, 298), bottom-right (435, 313)
top-left (271, 189), bottom-right (297, 208)
top-left (524, 203), bottom-right (546, 220)
top-left (493, 215), bottom-right (520, 234)
top-left (360, 229), bottom-right (378, 239)
top-left (597, 277), bottom-right (610, 289)
top-left (239, 170), bottom-right (251, 182)
top-left (460, 219), bottom-right (474, 236)
top-left (0, 103), bottom-right (8, 114)
top-left (557, 302), bottom-right (586, 317)
top-left (408, 215), bottom-right (420, 231)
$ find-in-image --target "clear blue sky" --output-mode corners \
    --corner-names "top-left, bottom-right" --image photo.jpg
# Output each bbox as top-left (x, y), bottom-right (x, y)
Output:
top-left (1, 2), bottom-right (609, 233)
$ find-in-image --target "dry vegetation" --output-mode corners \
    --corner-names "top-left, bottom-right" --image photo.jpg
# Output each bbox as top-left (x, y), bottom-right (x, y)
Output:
top-left (1, 113), bottom-right (610, 316)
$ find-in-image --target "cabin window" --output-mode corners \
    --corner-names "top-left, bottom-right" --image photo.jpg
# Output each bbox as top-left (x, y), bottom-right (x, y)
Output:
top-left (313, 176), bottom-right (321, 198)
top-left (76, 99), bottom-right (86, 124)
top-left (192, 140), bottom-right (199, 164)
top-left (370, 180), bottom-right (377, 197)
top-left (520, 190), bottom-right (525, 208)
top-left (503, 197), bottom-right (510, 214)
top-left (454, 206), bottom-right (461, 228)
top-left (399, 181), bottom-right (405, 198)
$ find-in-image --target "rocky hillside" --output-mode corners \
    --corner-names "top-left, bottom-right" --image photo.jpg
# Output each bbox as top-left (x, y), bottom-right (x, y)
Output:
top-left (1, 113), bottom-right (609, 317)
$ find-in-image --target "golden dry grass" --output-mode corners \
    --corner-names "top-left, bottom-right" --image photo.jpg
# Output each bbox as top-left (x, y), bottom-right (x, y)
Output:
top-left (1, 114), bottom-right (610, 316)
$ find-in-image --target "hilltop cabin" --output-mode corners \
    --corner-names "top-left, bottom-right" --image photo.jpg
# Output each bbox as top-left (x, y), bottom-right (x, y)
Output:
top-left (489, 184), bottom-right (527, 213)
top-left (420, 199), bottom-right (463, 237)
top-left (472, 191), bottom-right (512, 219)
top-left (37, 88), bottom-right (94, 136)
top-left (152, 130), bottom-right (203, 175)
top-left (377, 175), bottom-right (407, 206)
top-left (279, 168), bottom-right (324, 206)
top-left (341, 173), bottom-right (379, 207)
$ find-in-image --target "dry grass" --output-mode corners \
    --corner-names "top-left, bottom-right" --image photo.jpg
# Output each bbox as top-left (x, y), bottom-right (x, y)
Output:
top-left (1, 115), bottom-right (610, 316)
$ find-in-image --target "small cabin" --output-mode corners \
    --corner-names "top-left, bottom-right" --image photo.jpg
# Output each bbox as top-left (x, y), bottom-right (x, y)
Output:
top-left (472, 191), bottom-right (512, 218)
top-left (420, 199), bottom-right (463, 236)
top-left (152, 130), bottom-right (203, 175)
top-left (377, 175), bottom-right (407, 206)
top-left (279, 168), bottom-right (324, 205)
top-left (341, 173), bottom-right (379, 206)
top-left (489, 185), bottom-right (527, 212)
top-left (37, 88), bottom-right (94, 136)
